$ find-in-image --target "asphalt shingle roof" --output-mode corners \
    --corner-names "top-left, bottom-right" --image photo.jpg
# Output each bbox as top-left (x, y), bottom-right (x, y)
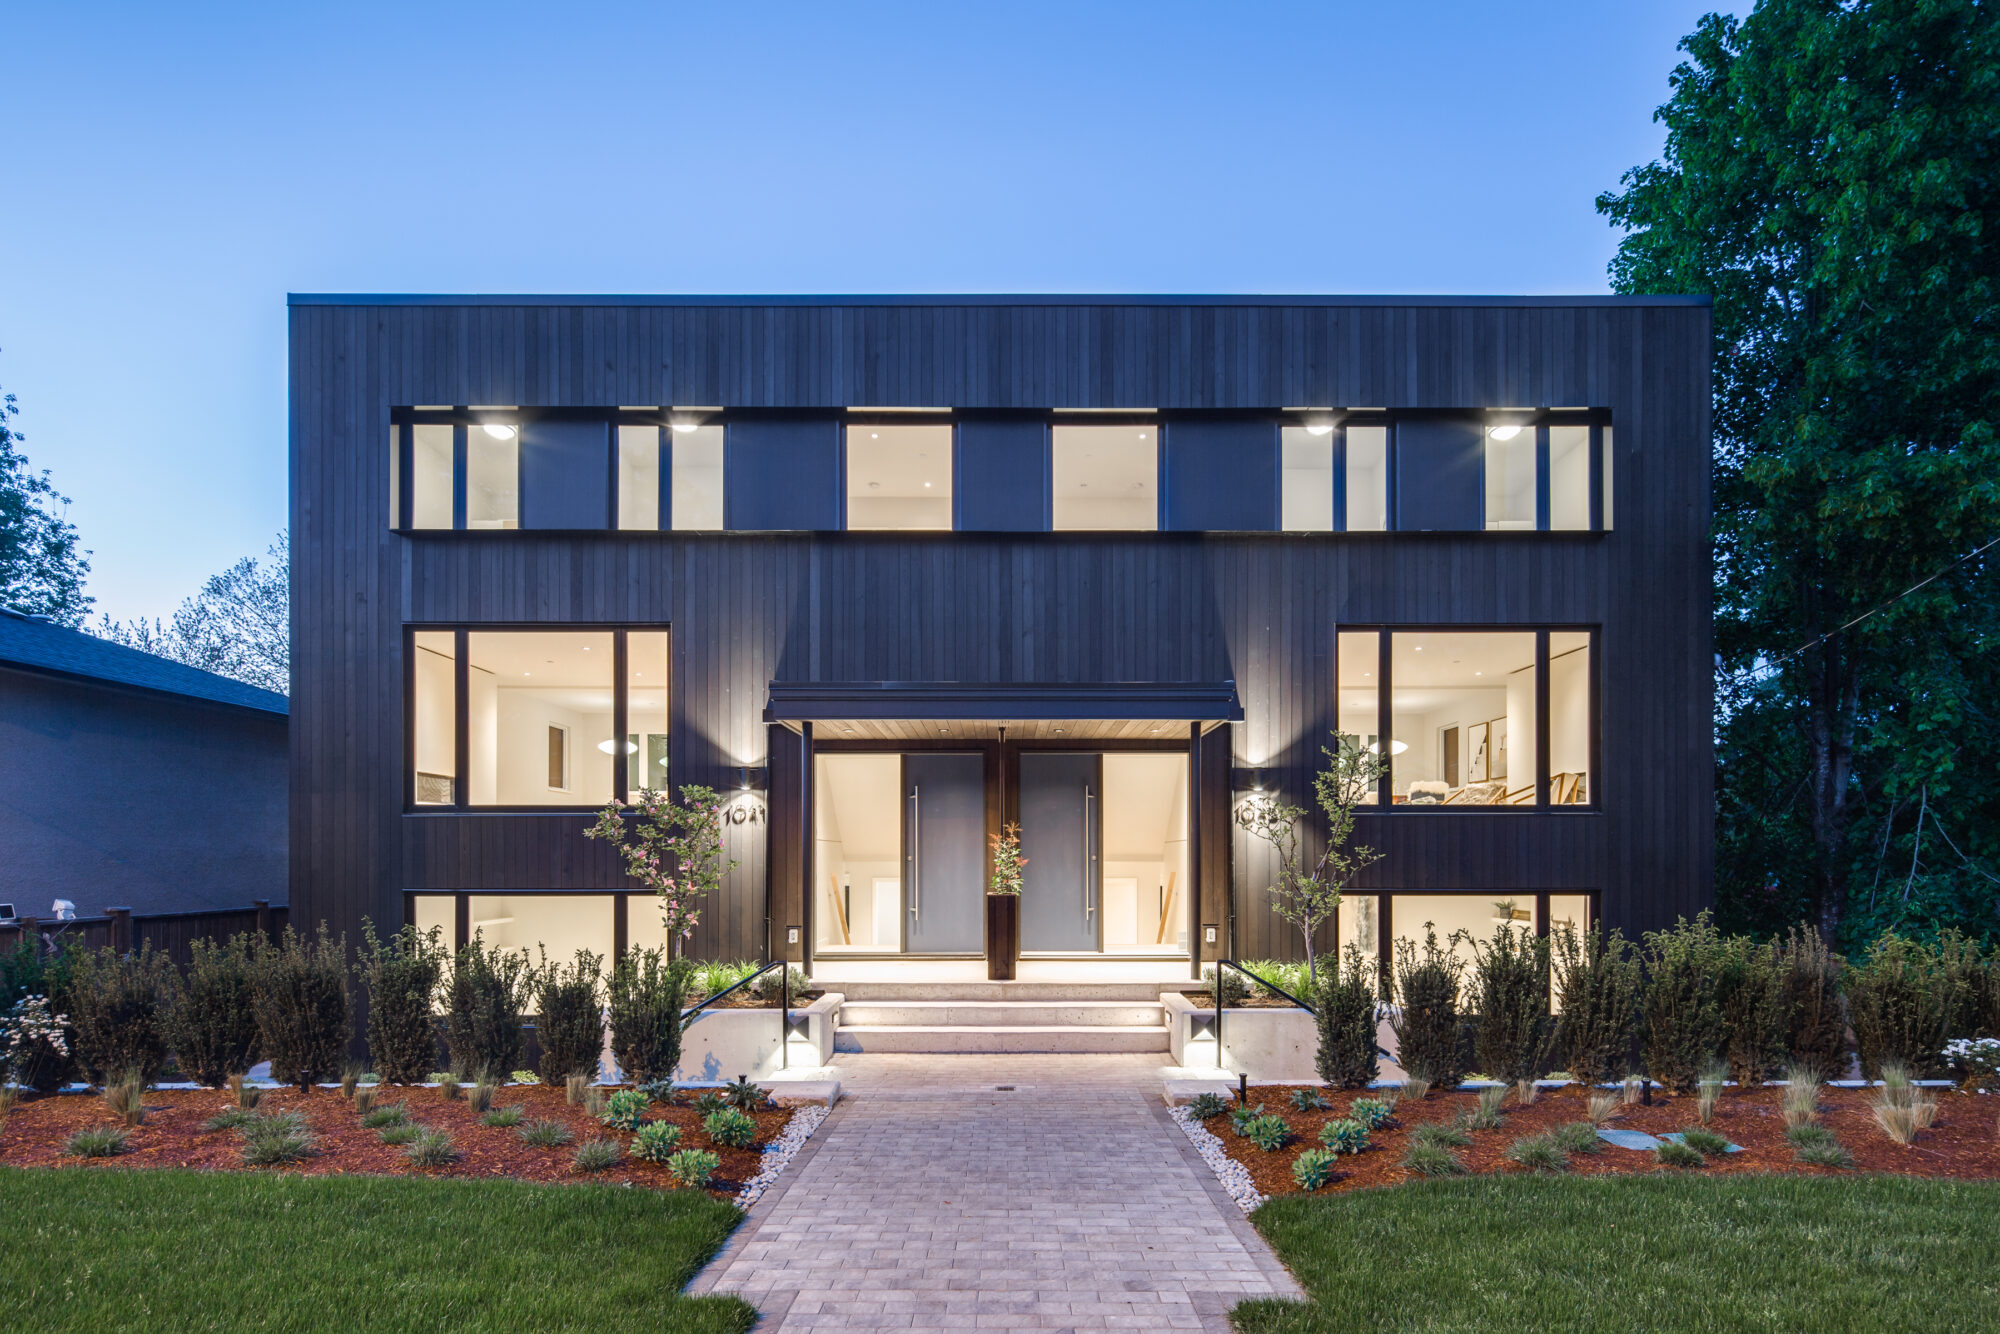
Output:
top-left (0, 608), bottom-right (287, 715)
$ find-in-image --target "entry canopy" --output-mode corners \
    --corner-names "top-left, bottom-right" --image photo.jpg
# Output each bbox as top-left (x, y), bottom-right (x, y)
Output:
top-left (765, 681), bottom-right (1240, 739)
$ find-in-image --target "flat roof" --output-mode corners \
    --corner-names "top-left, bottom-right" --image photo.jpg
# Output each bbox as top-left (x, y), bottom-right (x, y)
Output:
top-left (289, 292), bottom-right (1708, 309)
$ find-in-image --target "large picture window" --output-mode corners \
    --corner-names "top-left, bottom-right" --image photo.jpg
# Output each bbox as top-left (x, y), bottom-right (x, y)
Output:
top-left (846, 423), bottom-right (953, 530)
top-left (407, 626), bottom-right (669, 809)
top-left (1052, 424), bottom-right (1157, 530)
top-left (1336, 627), bottom-right (1596, 808)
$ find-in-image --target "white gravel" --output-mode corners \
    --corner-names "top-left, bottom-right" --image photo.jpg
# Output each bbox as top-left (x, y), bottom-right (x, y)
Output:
top-left (733, 1103), bottom-right (829, 1210)
top-left (1169, 1104), bottom-right (1266, 1214)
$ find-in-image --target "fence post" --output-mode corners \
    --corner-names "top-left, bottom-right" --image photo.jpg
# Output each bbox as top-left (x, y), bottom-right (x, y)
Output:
top-left (254, 899), bottom-right (272, 942)
top-left (107, 906), bottom-right (133, 955)
top-left (19, 917), bottom-right (38, 957)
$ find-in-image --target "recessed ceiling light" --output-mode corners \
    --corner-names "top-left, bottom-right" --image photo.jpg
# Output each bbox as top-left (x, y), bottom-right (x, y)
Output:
top-left (870, 432), bottom-right (879, 439)
top-left (1414, 647), bottom-right (1424, 652)
top-left (923, 481), bottom-right (932, 488)
top-left (1053, 728), bottom-right (1064, 734)
top-left (482, 423), bottom-right (516, 440)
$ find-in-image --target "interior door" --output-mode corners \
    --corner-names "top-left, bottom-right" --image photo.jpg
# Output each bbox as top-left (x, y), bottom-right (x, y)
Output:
top-left (902, 753), bottom-right (985, 953)
top-left (1018, 752), bottom-right (1102, 952)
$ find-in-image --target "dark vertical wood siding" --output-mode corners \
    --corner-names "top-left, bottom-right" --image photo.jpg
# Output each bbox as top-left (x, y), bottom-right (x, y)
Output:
top-left (518, 421), bottom-right (610, 529)
top-left (1164, 420), bottom-right (1278, 532)
top-left (955, 418), bottom-right (1048, 532)
top-left (291, 298), bottom-right (1713, 965)
top-left (1394, 419), bottom-right (1485, 531)
top-left (725, 417), bottom-right (840, 531)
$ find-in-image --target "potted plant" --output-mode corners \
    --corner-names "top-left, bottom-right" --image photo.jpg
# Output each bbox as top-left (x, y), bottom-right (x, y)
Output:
top-left (986, 823), bottom-right (1026, 980)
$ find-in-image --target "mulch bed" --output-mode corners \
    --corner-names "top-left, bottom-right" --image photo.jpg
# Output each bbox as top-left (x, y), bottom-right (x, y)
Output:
top-left (1205, 1082), bottom-right (2000, 1198)
top-left (0, 1083), bottom-right (799, 1201)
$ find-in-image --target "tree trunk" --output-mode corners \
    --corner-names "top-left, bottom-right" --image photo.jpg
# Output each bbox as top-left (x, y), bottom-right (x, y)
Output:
top-left (1805, 633), bottom-right (1861, 945)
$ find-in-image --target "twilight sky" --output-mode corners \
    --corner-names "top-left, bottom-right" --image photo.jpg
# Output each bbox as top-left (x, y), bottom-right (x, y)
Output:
top-left (3, 1), bottom-right (1719, 625)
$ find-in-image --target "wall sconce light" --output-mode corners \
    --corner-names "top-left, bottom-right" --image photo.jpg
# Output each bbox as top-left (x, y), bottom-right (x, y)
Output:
top-left (735, 765), bottom-right (769, 792)
top-left (1229, 766), bottom-right (1269, 793)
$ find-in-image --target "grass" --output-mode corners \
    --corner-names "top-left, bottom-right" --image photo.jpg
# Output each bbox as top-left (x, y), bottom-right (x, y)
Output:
top-left (0, 1166), bottom-right (754, 1332)
top-left (1237, 1176), bottom-right (2000, 1333)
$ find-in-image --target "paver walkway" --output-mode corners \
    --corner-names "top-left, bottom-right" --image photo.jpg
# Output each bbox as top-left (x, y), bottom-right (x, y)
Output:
top-left (691, 1053), bottom-right (1301, 1331)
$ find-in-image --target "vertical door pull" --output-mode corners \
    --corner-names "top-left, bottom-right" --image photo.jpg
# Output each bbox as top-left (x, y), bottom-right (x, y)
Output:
top-left (1084, 785), bottom-right (1096, 924)
top-left (908, 786), bottom-right (921, 921)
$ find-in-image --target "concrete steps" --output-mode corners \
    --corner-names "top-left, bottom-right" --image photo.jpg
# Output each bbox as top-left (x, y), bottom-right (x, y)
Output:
top-left (829, 985), bottom-right (1172, 1054)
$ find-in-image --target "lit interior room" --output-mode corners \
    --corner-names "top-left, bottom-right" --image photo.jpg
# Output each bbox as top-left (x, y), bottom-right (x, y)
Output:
top-left (846, 424), bottom-right (953, 529)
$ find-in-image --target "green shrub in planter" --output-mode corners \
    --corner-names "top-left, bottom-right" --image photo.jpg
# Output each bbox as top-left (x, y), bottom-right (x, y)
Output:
top-left (533, 947), bottom-right (604, 1086)
top-left (481, 1104), bottom-right (525, 1128)
top-left (746, 964), bottom-right (810, 1003)
top-left (1288, 1088), bottom-right (1330, 1112)
top-left (1410, 1121), bottom-right (1472, 1150)
top-left (362, 1103), bottom-right (410, 1130)
top-left (1347, 1098), bottom-right (1392, 1130)
top-left (1, 941), bottom-right (77, 1093)
top-left (1678, 1126), bottom-right (1732, 1156)
top-left (170, 934), bottom-right (261, 1088)
top-left (67, 943), bottom-right (177, 1086)
top-left (1240, 1114), bottom-right (1291, 1152)
top-left (1550, 922), bottom-right (1642, 1087)
top-left (1318, 1118), bottom-right (1369, 1155)
top-left (1313, 946), bottom-right (1380, 1089)
top-left (608, 948), bottom-right (689, 1087)
top-left (1200, 965), bottom-right (1249, 1007)
top-left (631, 1120), bottom-right (684, 1162)
top-left (1291, 1147), bottom-right (1340, 1191)
top-left (441, 933), bottom-right (530, 1085)
top-left (666, 1147), bottom-right (721, 1188)
top-left (251, 926), bottom-right (351, 1090)
top-left (1717, 935), bottom-right (1788, 1086)
top-left (241, 1113), bottom-right (316, 1165)
top-left (1391, 926), bottom-right (1467, 1089)
top-left (1229, 1102), bottom-right (1268, 1136)
top-left (703, 1106), bottom-right (758, 1149)
top-left (357, 922), bottom-right (445, 1086)
top-left (599, 1089), bottom-right (650, 1131)
top-left (378, 1124), bottom-right (421, 1147)
top-left (1185, 1092), bottom-right (1228, 1121)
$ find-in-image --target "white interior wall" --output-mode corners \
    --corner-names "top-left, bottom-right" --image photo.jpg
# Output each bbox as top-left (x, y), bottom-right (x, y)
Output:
top-left (815, 754), bottom-right (902, 951)
top-left (1549, 648), bottom-right (1589, 780)
top-left (413, 644), bottom-right (455, 781)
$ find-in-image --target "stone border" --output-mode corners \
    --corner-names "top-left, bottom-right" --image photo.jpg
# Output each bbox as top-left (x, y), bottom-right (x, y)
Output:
top-left (1165, 1103), bottom-right (1267, 1214)
top-left (733, 1103), bottom-right (829, 1210)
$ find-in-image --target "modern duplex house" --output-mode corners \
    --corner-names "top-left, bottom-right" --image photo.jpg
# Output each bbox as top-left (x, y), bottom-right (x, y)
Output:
top-left (288, 295), bottom-right (1710, 996)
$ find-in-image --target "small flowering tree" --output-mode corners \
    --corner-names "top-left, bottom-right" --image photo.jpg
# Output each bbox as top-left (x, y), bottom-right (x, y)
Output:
top-left (586, 784), bottom-right (737, 955)
top-left (3, 995), bottom-right (70, 1086)
top-left (988, 822), bottom-right (1027, 895)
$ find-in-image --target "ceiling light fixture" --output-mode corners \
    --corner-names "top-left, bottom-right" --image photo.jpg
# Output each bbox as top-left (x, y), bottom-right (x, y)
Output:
top-left (1489, 424), bottom-right (1524, 441)
top-left (596, 739), bottom-right (639, 755)
top-left (670, 422), bottom-right (698, 434)
top-left (1305, 423), bottom-right (1334, 437)
top-left (482, 423), bottom-right (517, 440)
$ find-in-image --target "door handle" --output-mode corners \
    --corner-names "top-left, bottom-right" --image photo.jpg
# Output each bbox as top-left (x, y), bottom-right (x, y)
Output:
top-left (1084, 784), bottom-right (1095, 923)
top-left (908, 785), bottom-right (921, 922)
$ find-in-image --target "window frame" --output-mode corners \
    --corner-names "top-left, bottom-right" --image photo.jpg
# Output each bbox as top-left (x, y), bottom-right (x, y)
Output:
top-left (402, 622), bottom-right (670, 813)
top-left (1336, 623), bottom-right (1601, 812)
top-left (404, 890), bottom-right (635, 961)
top-left (1048, 415), bottom-right (1165, 532)
top-left (841, 414), bottom-right (958, 532)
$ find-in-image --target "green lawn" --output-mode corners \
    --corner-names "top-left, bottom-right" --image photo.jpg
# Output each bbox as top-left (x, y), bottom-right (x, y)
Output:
top-left (1236, 1175), bottom-right (2000, 1333)
top-left (0, 1167), bottom-right (757, 1333)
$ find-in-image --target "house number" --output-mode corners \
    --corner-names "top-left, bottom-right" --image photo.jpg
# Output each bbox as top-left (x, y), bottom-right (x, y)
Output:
top-left (723, 802), bottom-right (765, 826)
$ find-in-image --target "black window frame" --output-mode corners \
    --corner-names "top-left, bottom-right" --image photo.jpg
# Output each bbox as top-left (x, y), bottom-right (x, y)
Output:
top-left (840, 412), bottom-right (959, 532)
top-left (1046, 414), bottom-right (1165, 533)
top-left (1335, 624), bottom-right (1601, 812)
top-left (402, 622), bottom-right (671, 813)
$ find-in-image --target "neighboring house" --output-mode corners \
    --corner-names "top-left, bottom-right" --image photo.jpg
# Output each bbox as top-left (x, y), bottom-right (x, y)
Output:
top-left (288, 294), bottom-right (1711, 981)
top-left (0, 607), bottom-right (288, 923)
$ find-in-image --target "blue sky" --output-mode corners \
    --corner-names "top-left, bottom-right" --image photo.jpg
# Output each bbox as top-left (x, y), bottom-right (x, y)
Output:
top-left (4, 1), bottom-right (1719, 624)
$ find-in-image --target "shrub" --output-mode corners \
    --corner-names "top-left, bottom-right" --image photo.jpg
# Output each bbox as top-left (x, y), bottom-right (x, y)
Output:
top-left (1186, 1092), bottom-right (1228, 1121)
top-left (482, 1104), bottom-right (525, 1128)
top-left (468, 1082), bottom-right (496, 1114)
top-left (1401, 1142), bottom-right (1466, 1177)
top-left (1, 941), bottom-right (76, 1092)
top-left (1847, 934), bottom-right (1950, 1078)
top-left (631, 1120), bottom-right (684, 1162)
top-left (1716, 935), bottom-right (1788, 1086)
top-left (1506, 1133), bottom-right (1568, 1173)
top-left (583, 1087), bottom-right (607, 1118)
top-left (1400, 1075), bottom-right (1432, 1102)
top-left (66, 943), bottom-right (177, 1086)
top-left (66, 1126), bottom-right (129, 1158)
top-left (1946, 1037), bottom-right (2000, 1093)
top-left (1654, 1140), bottom-right (1705, 1168)
top-left (1291, 1147), bottom-right (1340, 1190)
top-left (1869, 1068), bottom-right (1938, 1146)
top-left (1391, 926), bottom-right (1467, 1089)
top-left (103, 1072), bottom-right (146, 1126)
top-left (724, 1074), bottom-right (771, 1112)
top-left (1467, 1085), bottom-right (1508, 1130)
top-left (1313, 945), bottom-right (1380, 1089)
top-left (1586, 1092), bottom-right (1621, 1126)
top-left (356, 922), bottom-right (444, 1085)
top-left (1550, 1121), bottom-right (1601, 1155)
top-left (746, 963), bottom-right (811, 1003)
top-left (1200, 965), bottom-right (1250, 1007)
top-left (1678, 1126), bottom-right (1730, 1156)
top-left (170, 935), bottom-right (261, 1088)
top-left (608, 948), bottom-right (689, 1086)
top-left (1464, 916), bottom-right (1552, 1084)
top-left (687, 960), bottom-right (757, 1002)
top-left (403, 1128), bottom-right (457, 1168)
top-left (441, 934), bottom-right (531, 1084)
top-left (1410, 1121), bottom-right (1472, 1150)
top-left (573, 1137), bottom-right (622, 1172)
top-left (1695, 1063), bottom-right (1727, 1125)
top-left (532, 947), bottom-right (604, 1086)
top-left (693, 1089), bottom-right (728, 1117)
top-left (352, 1087), bottom-right (375, 1115)
top-left (599, 1088), bottom-right (650, 1131)
top-left (1229, 1102), bottom-right (1268, 1136)
top-left (1318, 1118), bottom-right (1369, 1155)
top-left (703, 1106), bottom-right (758, 1149)
top-left (1513, 1079), bottom-right (1539, 1107)
top-left (566, 1073), bottom-right (592, 1105)
top-left (1640, 914), bottom-right (1729, 1093)
top-left (362, 1103), bottom-right (409, 1130)
top-left (1937, 929), bottom-right (1993, 1041)
top-left (666, 1147), bottom-right (720, 1188)
top-left (1549, 922), bottom-right (1642, 1087)
top-left (226, 1073), bottom-right (261, 1110)
top-left (1348, 1098), bottom-right (1392, 1130)
top-left (379, 1124), bottom-right (421, 1146)
top-left (251, 926), bottom-right (351, 1090)
top-left (437, 1075), bottom-right (462, 1101)
top-left (509, 1070), bottom-right (539, 1085)
top-left (1288, 1087), bottom-right (1330, 1112)
top-left (1777, 927), bottom-right (1848, 1071)
top-left (1781, 1063), bottom-right (1823, 1128)
top-left (519, 1118), bottom-right (574, 1148)
top-left (339, 1068), bottom-right (361, 1098)
top-left (241, 1113), bottom-right (316, 1165)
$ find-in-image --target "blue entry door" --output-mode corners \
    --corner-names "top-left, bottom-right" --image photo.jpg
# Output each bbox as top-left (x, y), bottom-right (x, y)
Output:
top-left (902, 753), bottom-right (986, 953)
top-left (1018, 753), bottom-right (1102, 952)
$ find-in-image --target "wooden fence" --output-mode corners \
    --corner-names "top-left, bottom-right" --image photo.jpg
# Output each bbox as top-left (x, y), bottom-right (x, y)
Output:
top-left (0, 902), bottom-right (288, 969)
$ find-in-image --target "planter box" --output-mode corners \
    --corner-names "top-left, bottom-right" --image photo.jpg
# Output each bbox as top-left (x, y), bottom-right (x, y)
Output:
top-left (1162, 991), bottom-right (1319, 1082)
top-left (671, 992), bottom-right (841, 1082)
top-left (986, 895), bottom-right (1018, 980)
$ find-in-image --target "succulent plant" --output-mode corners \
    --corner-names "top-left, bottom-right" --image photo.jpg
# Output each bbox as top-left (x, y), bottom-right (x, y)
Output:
top-left (723, 1075), bottom-right (772, 1112)
top-left (599, 1088), bottom-right (650, 1131)
top-left (667, 1147), bottom-right (721, 1188)
top-left (703, 1106), bottom-right (758, 1149)
top-left (1347, 1097), bottom-right (1392, 1129)
top-left (1241, 1114), bottom-right (1291, 1152)
top-left (631, 1120), bottom-right (685, 1162)
top-left (1291, 1147), bottom-right (1340, 1190)
top-left (1288, 1088), bottom-right (1330, 1112)
top-left (1319, 1118), bottom-right (1370, 1155)
top-left (1185, 1092), bottom-right (1229, 1121)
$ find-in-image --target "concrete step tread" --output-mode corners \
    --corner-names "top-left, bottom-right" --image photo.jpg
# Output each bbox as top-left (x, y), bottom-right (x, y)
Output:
top-left (839, 1000), bottom-right (1164, 1011)
top-left (837, 1023), bottom-right (1167, 1034)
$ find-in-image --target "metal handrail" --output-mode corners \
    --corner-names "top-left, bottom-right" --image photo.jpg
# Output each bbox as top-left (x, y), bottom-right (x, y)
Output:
top-left (678, 958), bottom-right (811, 1071)
top-left (1208, 958), bottom-right (1392, 1080)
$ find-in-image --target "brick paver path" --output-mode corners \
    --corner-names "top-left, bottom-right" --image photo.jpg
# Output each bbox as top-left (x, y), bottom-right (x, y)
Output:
top-left (691, 1053), bottom-right (1302, 1331)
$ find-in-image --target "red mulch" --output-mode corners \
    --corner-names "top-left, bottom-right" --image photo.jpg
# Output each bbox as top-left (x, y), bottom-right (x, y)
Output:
top-left (1209, 1083), bottom-right (2000, 1198)
top-left (0, 1084), bottom-right (801, 1201)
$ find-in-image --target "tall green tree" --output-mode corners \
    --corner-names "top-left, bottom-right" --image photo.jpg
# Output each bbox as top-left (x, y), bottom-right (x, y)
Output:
top-left (1598, 0), bottom-right (2000, 947)
top-left (0, 382), bottom-right (91, 625)
top-left (98, 532), bottom-right (289, 693)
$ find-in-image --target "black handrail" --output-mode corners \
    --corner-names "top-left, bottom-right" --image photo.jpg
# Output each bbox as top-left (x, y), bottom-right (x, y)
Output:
top-left (678, 959), bottom-right (810, 1071)
top-left (680, 958), bottom-right (786, 1023)
top-left (1216, 958), bottom-right (1315, 1011)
